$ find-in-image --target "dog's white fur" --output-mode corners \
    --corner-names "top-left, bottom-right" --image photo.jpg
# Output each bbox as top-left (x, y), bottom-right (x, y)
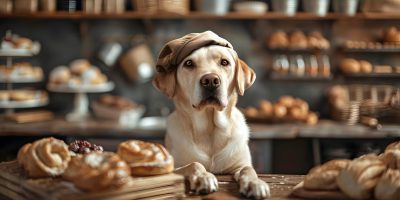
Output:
top-left (154, 45), bottom-right (270, 199)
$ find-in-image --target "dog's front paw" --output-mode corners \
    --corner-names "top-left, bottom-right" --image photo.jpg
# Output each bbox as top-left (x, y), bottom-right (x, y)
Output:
top-left (239, 178), bottom-right (270, 199)
top-left (188, 171), bottom-right (218, 195)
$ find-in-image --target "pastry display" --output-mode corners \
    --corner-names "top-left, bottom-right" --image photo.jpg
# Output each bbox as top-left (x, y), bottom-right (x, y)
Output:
top-left (337, 154), bottom-right (386, 199)
top-left (340, 58), bottom-right (398, 75)
top-left (17, 137), bottom-right (71, 178)
top-left (49, 59), bottom-right (108, 87)
top-left (68, 140), bottom-right (104, 155)
top-left (374, 169), bottom-right (400, 200)
top-left (0, 62), bottom-right (43, 80)
top-left (63, 152), bottom-right (131, 192)
top-left (303, 159), bottom-right (350, 190)
top-left (117, 140), bottom-right (174, 176)
top-left (0, 31), bottom-right (40, 53)
top-left (268, 30), bottom-right (330, 49)
top-left (97, 95), bottom-right (137, 110)
top-left (242, 96), bottom-right (318, 125)
top-left (0, 90), bottom-right (47, 103)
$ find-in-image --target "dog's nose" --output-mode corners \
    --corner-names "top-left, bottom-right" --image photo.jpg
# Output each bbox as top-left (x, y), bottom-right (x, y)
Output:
top-left (200, 73), bottom-right (220, 89)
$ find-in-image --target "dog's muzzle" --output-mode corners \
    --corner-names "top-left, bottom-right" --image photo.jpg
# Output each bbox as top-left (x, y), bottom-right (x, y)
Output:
top-left (198, 73), bottom-right (223, 107)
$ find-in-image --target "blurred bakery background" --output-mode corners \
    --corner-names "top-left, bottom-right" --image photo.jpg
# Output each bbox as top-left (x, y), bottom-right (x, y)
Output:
top-left (0, 0), bottom-right (399, 174)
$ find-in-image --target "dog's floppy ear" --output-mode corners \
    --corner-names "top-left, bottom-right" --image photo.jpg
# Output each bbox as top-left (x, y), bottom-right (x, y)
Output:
top-left (235, 59), bottom-right (256, 96)
top-left (153, 72), bottom-right (176, 98)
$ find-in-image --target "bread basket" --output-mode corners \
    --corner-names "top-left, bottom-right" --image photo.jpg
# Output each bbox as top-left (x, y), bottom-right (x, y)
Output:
top-left (132, 0), bottom-right (190, 14)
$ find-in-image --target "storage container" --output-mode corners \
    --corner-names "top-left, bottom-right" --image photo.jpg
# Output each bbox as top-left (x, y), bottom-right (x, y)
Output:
top-left (104, 0), bottom-right (125, 14)
top-left (0, 0), bottom-right (12, 13)
top-left (333, 0), bottom-right (359, 16)
top-left (271, 0), bottom-right (298, 16)
top-left (194, 0), bottom-right (231, 15)
top-left (133, 0), bottom-right (189, 14)
top-left (303, 0), bottom-right (330, 16)
top-left (14, 0), bottom-right (39, 13)
top-left (83, 0), bottom-right (102, 14)
top-left (40, 0), bottom-right (56, 12)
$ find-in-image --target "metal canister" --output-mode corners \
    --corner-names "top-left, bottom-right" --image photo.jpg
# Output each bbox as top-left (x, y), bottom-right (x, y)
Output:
top-left (271, 0), bottom-right (298, 16)
top-left (303, 0), bottom-right (330, 16)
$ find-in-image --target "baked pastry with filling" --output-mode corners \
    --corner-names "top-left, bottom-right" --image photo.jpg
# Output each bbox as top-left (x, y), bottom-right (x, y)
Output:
top-left (117, 140), bottom-right (174, 176)
top-left (336, 154), bottom-right (386, 199)
top-left (63, 152), bottom-right (131, 191)
top-left (17, 137), bottom-right (71, 178)
top-left (374, 169), bottom-right (400, 200)
top-left (304, 159), bottom-right (350, 190)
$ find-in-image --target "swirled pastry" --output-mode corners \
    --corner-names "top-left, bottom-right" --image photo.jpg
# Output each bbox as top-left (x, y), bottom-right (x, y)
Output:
top-left (63, 152), bottom-right (131, 192)
top-left (17, 137), bottom-right (71, 178)
top-left (117, 140), bottom-right (174, 176)
top-left (375, 169), bottom-right (400, 200)
top-left (337, 154), bottom-right (386, 199)
top-left (303, 159), bottom-right (350, 190)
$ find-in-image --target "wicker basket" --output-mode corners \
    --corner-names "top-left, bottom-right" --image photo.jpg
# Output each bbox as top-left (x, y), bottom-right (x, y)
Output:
top-left (132, 0), bottom-right (190, 14)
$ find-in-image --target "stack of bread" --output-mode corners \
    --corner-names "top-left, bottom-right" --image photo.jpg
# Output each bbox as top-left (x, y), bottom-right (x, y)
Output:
top-left (0, 62), bottom-right (43, 80)
top-left (293, 141), bottom-right (400, 200)
top-left (243, 96), bottom-right (318, 125)
top-left (49, 59), bottom-right (108, 87)
top-left (340, 58), bottom-right (398, 74)
top-left (17, 137), bottom-right (174, 192)
top-left (268, 31), bottom-right (330, 50)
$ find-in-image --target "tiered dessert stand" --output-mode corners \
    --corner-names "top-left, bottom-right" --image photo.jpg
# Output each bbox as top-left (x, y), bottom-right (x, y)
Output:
top-left (47, 82), bottom-right (114, 122)
top-left (0, 40), bottom-right (48, 115)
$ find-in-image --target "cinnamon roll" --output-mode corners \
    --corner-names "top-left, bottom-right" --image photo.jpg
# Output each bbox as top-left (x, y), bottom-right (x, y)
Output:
top-left (63, 152), bottom-right (131, 192)
top-left (17, 137), bottom-right (71, 178)
top-left (117, 140), bottom-right (174, 176)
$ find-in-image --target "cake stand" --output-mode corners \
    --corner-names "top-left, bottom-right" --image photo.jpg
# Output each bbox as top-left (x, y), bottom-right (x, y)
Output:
top-left (47, 82), bottom-right (115, 121)
top-left (0, 43), bottom-right (45, 114)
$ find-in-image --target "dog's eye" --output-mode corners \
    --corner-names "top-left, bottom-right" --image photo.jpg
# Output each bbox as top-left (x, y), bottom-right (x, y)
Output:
top-left (184, 60), bottom-right (194, 68)
top-left (220, 59), bottom-right (230, 66)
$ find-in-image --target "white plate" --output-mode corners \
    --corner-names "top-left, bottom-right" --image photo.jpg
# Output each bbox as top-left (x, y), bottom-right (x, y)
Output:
top-left (0, 76), bottom-right (43, 83)
top-left (47, 82), bottom-right (115, 93)
top-left (0, 91), bottom-right (48, 109)
top-left (0, 42), bottom-right (41, 57)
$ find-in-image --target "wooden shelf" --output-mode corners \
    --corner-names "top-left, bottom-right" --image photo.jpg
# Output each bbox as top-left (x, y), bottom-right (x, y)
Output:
top-left (2, 12), bottom-right (400, 20)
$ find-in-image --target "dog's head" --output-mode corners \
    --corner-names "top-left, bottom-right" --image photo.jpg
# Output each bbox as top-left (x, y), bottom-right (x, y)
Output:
top-left (153, 31), bottom-right (255, 111)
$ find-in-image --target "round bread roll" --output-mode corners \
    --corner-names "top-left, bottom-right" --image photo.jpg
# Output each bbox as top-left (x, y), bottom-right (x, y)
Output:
top-left (14, 37), bottom-right (32, 49)
top-left (273, 104), bottom-right (287, 118)
top-left (305, 112), bottom-right (318, 125)
top-left (63, 152), bottom-right (131, 192)
top-left (294, 99), bottom-right (309, 116)
top-left (117, 140), bottom-right (174, 176)
top-left (278, 96), bottom-right (295, 108)
top-left (290, 31), bottom-right (308, 49)
top-left (304, 159), bottom-right (351, 190)
top-left (340, 58), bottom-right (361, 74)
top-left (337, 154), bottom-right (386, 200)
top-left (17, 137), bottom-right (71, 178)
top-left (374, 169), bottom-right (400, 200)
top-left (259, 100), bottom-right (273, 117)
top-left (244, 107), bottom-right (258, 118)
top-left (289, 107), bottom-right (303, 120)
top-left (359, 60), bottom-right (373, 73)
top-left (268, 31), bottom-right (289, 49)
top-left (50, 66), bottom-right (71, 84)
top-left (70, 59), bottom-right (91, 75)
top-left (0, 91), bottom-right (9, 102)
top-left (384, 27), bottom-right (400, 43)
top-left (10, 91), bottom-right (34, 101)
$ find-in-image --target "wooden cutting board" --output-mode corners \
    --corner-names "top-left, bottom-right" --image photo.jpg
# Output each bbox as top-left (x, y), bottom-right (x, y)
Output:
top-left (290, 181), bottom-right (350, 200)
top-left (0, 161), bottom-right (185, 200)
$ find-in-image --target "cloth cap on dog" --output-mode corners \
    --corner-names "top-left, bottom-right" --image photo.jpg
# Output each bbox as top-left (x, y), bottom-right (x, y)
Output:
top-left (156, 31), bottom-right (233, 73)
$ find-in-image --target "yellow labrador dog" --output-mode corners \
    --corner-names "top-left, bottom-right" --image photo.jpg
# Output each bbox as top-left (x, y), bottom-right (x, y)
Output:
top-left (153, 31), bottom-right (270, 199)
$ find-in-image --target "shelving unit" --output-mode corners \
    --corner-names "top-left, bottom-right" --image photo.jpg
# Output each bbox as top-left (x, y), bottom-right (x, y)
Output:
top-left (1, 12), bottom-right (400, 20)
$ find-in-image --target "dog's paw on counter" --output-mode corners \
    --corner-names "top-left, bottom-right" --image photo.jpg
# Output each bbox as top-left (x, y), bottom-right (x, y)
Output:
top-left (239, 178), bottom-right (271, 199)
top-left (188, 171), bottom-right (219, 195)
